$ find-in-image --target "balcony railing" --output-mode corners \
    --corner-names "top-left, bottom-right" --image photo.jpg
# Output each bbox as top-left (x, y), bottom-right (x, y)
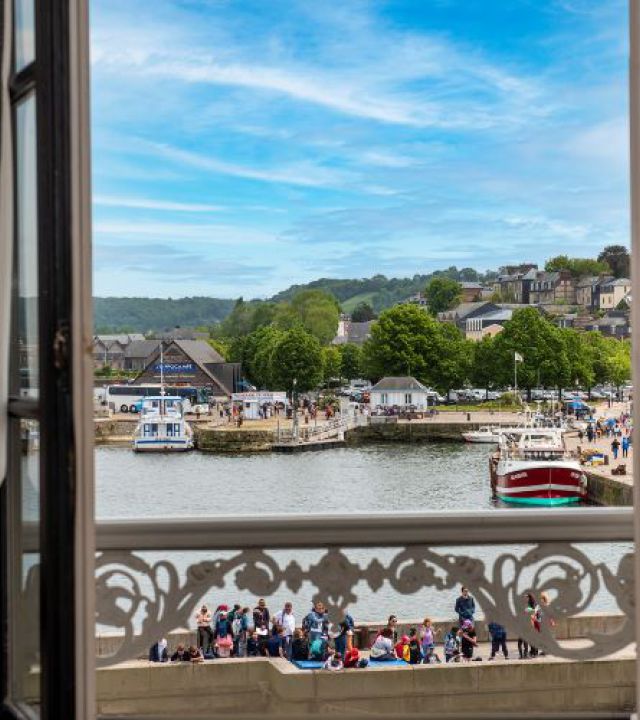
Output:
top-left (90, 508), bottom-right (635, 668)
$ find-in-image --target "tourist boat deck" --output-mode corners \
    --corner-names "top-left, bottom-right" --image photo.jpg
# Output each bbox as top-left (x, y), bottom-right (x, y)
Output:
top-left (132, 396), bottom-right (194, 452)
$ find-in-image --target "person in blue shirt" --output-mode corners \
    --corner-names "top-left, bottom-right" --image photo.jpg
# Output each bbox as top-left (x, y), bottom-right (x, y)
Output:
top-left (454, 586), bottom-right (476, 625)
top-left (488, 621), bottom-right (508, 660)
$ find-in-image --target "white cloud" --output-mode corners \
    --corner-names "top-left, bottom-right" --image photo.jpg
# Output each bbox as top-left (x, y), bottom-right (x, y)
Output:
top-left (94, 195), bottom-right (224, 212)
top-left (565, 116), bottom-right (628, 170)
top-left (149, 142), bottom-right (366, 191)
top-left (93, 220), bottom-right (278, 246)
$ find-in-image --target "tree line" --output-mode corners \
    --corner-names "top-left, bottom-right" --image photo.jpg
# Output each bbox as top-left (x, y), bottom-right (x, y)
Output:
top-left (224, 299), bottom-right (630, 396)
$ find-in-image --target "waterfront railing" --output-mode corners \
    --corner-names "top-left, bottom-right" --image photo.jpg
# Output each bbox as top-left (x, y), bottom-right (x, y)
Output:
top-left (89, 507), bottom-right (635, 667)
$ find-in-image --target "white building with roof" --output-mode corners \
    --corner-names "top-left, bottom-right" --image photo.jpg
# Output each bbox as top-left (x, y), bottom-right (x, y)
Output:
top-left (369, 376), bottom-right (431, 410)
top-left (599, 278), bottom-right (632, 310)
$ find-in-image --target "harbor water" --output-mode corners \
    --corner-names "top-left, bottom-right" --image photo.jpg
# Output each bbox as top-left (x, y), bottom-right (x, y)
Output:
top-left (96, 443), bottom-right (630, 623)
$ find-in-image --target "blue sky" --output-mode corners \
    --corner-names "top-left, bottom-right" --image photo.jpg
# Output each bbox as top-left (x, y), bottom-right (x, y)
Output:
top-left (91, 0), bottom-right (629, 298)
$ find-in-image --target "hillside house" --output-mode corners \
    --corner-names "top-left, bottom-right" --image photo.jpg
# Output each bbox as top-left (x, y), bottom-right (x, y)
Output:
top-left (584, 311), bottom-right (630, 339)
top-left (599, 279), bottom-right (632, 311)
top-left (464, 308), bottom-right (513, 340)
top-left (528, 270), bottom-right (577, 305)
top-left (93, 333), bottom-right (145, 370)
top-left (459, 282), bottom-right (484, 302)
top-left (492, 265), bottom-right (538, 303)
top-left (332, 320), bottom-right (373, 345)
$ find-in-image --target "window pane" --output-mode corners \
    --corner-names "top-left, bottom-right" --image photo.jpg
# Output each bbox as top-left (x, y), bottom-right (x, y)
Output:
top-left (13, 0), bottom-right (35, 72)
top-left (8, 419), bottom-right (40, 707)
top-left (15, 94), bottom-right (39, 399)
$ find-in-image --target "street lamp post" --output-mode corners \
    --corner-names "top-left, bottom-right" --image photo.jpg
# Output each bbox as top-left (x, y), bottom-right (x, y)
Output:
top-left (292, 378), bottom-right (299, 441)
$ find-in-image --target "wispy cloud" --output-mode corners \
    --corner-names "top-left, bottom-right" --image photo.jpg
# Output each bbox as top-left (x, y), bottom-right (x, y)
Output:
top-left (90, 0), bottom-right (630, 297)
top-left (93, 219), bottom-right (278, 246)
top-left (94, 195), bottom-right (224, 212)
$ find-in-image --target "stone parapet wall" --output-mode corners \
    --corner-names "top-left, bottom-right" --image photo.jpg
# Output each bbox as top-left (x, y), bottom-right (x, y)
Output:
top-left (92, 654), bottom-right (634, 717)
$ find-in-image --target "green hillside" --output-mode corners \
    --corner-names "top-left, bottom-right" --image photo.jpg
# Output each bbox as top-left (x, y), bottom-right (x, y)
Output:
top-left (94, 296), bottom-right (236, 333)
top-left (340, 292), bottom-right (379, 313)
top-left (93, 266), bottom-right (497, 332)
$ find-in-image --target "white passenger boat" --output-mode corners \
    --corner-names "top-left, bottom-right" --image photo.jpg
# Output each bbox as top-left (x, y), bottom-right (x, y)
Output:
top-left (462, 426), bottom-right (502, 443)
top-left (132, 396), bottom-right (194, 452)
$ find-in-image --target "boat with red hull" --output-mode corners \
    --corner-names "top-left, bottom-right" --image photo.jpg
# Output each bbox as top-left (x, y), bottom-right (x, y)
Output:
top-left (490, 428), bottom-right (587, 506)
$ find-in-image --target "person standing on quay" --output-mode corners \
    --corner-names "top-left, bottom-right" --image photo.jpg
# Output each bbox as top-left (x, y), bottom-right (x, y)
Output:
top-left (195, 604), bottom-right (214, 654)
top-left (612, 437), bottom-right (621, 460)
top-left (274, 602), bottom-right (296, 659)
top-left (454, 586), bottom-right (476, 626)
top-left (622, 434), bottom-right (630, 458)
top-left (253, 598), bottom-right (270, 633)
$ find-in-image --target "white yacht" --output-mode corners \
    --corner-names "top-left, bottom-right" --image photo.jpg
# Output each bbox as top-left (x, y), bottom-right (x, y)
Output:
top-left (461, 426), bottom-right (502, 443)
top-left (132, 395), bottom-right (194, 452)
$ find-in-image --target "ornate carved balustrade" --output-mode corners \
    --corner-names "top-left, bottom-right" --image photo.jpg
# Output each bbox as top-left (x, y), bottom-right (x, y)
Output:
top-left (92, 508), bottom-right (634, 668)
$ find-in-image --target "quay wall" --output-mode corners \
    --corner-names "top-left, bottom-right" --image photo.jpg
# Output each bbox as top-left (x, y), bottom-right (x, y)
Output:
top-left (346, 421), bottom-right (483, 444)
top-left (194, 427), bottom-right (274, 453)
top-left (95, 612), bottom-right (625, 660)
top-left (585, 470), bottom-right (633, 506)
top-left (89, 655), bottom-right (634, 717)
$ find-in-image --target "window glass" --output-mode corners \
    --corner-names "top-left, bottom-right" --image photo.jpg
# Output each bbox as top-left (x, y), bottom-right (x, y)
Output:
top-left (15, 94), bottom-right (39, 400)
top-left (13, 0), bottom-right (35, 72)
top-left (8, 419), bottom-right (40, 707)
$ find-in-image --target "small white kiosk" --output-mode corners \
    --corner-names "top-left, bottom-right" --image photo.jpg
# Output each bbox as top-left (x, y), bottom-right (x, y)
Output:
top-left (231, 391), bottom-right (288, 419)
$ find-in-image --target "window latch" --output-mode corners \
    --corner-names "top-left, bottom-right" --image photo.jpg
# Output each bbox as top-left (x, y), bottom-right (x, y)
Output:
top-left (53, 324), bottom-right (70, 370)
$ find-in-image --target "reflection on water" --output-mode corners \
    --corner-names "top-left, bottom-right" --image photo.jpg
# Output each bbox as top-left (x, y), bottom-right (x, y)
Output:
top-left (96, 443), bottom-right (496, 517)
top-left (95, 444), bottom-right (626, 621)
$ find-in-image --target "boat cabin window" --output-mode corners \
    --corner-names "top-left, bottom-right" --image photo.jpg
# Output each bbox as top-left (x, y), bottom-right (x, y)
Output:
top-left (143, 424), bottom-right (158, 437)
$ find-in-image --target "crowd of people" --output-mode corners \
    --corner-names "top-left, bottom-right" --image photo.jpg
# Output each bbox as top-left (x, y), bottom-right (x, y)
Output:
top-left (148, 586), bottom-right (554, 670)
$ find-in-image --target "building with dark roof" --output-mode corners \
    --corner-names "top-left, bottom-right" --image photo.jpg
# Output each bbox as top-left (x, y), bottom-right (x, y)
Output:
top-left (599, 278), bottom-right (632, 311)
top-left (332, 320), bottom-right (373, 346)
top-left (130, 339), bottom-right (240, 397)
top-left (93, 333), bottom-right (146, 370)
top-left (123, 339), bottom-right (160, 371)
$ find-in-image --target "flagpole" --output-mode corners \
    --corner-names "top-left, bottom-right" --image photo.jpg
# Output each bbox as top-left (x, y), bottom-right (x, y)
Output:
top-left (514, 352), bottom-right (518, 397)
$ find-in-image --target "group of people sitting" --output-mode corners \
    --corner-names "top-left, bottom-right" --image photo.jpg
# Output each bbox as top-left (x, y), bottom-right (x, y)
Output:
top-left (148, 586), bottom-right (552, 668)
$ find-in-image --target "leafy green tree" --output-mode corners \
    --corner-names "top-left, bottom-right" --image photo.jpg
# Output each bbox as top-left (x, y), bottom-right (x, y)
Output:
top-left (272, 303), bottom-right (301, 331)
top-left (207, 337), bottom-right (230, 360)
top-left (598, 245), bottom-right (630, 278)
top-left (233, 326), bottom-right (283, 388)
top-left (217, 298), bottom-right (255, 338)
top-left (492, 308), bottom-right (569, 398)
top-left (339, 343), bottom-right (363, 381)
top-left (271, 327), bottom-right (323, 392)
top-left (605, 339), bottom-right (631, 388)
top-left (321, 346), bottom-right (343, 386)
top-left (559, 328), bottom-right (594, 389)
top-left (250, 302), bottom-right (278, 332)
top-left (291, 290), bottom-right (340, 344)
top-left (459, 267), bottom-right (479, 281)
top-left (249, 326), bottom-right (286, 388)
top-left (544, 255), bottom-right (610, 277)
top-left (431, 323), bottom-right (472, 396)
top-left (362, 304), bottom-right (441, 385)
top-left (351, 302), bottom-right (376, 322)
top-left (470, 335), bottom-right (498, 398)
top-left (424, 277), bottom-right (462, 314)
top-left (581, 331), bottom-right (612, 387)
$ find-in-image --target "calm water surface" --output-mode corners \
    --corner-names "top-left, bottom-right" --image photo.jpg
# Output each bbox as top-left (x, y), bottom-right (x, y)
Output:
top-left (96, 443), bottom-right (629, 622)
